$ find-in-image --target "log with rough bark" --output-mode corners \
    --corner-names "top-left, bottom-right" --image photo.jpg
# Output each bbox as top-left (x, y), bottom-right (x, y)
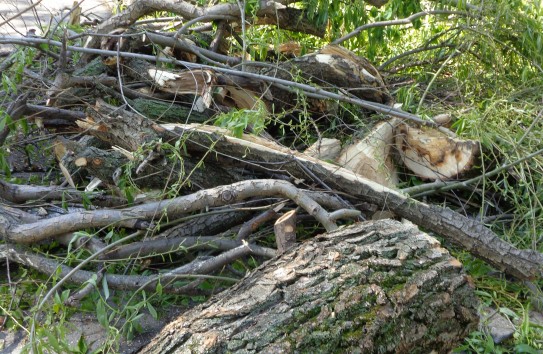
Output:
top-left (141, 219), bottom-right (479, 353)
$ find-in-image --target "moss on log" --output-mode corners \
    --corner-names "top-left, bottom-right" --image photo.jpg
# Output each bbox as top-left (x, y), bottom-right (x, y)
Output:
top-left (141, 219), bottom-right (479, 353)
top-left (130, 98), bottom-right (210, 124)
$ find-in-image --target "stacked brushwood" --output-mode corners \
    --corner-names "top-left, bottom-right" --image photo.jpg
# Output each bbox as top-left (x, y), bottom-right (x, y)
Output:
top-left (1, 0), bottom-right (542, 352)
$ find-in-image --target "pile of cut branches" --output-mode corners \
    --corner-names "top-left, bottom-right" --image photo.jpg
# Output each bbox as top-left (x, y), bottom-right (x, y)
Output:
top-left (1, 0), bottom-right (542, 352)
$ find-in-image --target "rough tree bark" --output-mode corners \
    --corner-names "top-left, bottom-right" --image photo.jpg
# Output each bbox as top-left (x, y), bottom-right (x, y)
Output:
top-left (141, 219), bottom-right (479, 353)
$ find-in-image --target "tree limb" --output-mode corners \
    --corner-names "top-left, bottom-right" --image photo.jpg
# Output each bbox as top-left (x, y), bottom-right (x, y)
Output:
top-left (163, 124), bottom-right (543, 280)
top-left (1, 180), bottom-right (343, 243)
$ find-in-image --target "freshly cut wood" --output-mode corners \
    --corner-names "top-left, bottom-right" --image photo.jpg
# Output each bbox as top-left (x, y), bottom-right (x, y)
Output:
top-left (214, 86), bottom-right (262, 110)
top-left (395, 123), bottom-right (480, 181)
top-left (149, 69), bottom-right (216, 112)
top-left (304, 138), bottom-right (342, 161)
top-left (337, 118), bottom-right (399, 188)
top-left (141, 219), bottom-right (479, 353)
top-left (320, 45), bottom-right (389, 101)
top-left (274, 209), bottom-right (297, 254)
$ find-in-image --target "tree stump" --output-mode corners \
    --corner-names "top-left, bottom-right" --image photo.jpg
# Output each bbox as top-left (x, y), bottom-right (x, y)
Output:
top-left (141, 219), bottom-right (479, 353)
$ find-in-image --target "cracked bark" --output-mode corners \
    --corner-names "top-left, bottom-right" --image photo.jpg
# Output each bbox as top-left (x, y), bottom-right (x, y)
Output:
top-left (141, 219), bottom-right (479, 353)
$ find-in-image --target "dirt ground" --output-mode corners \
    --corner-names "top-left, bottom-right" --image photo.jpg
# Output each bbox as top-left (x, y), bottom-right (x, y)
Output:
top-left (0, 0), bottom-right (113, 52)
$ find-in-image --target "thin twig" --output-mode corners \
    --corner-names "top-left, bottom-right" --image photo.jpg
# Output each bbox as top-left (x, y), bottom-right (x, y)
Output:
top-left (517, 106), bottom-right (543, 146)
top-left (106, 235), bottom-right (276, 259)
top-left (379, 43), bottom-right (455, 70)
top-left (416, 49), bottom-right (457, 113)
top-left (174, 14), bottom-right (236, 38)
top-left (236, 0), bottom-right (247, 71)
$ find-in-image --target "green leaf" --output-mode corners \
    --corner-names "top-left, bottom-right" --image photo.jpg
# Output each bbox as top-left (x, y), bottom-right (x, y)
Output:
top-left (81, 192), bottom-right (92, 209)
top-left (498, 307), bottom-right (519, 319)
top-left (0, 110), bottom-right (7, 131)
top-left (156, 281), bottom-right (163, 296)
top-left (45, 329), bottom-right (61, 352)
top-left (2, 74), bottom-right (17, 94)
top-left (76, 334), bottom-right (88, 353)
top-left (147, 302), bottom-right (158, 320)
top-left (85, 273), bottom-right (98, 287)
top-left (96, 300), bottom-right (108, 327)
top-left (104, 230), bottom-right (114, 242)
top-left (514, 344), bottom-right (540, 354)
top-left (102, 276), bottom-right (110, 300)
top-left (61, 289), bottom-right (70, 302)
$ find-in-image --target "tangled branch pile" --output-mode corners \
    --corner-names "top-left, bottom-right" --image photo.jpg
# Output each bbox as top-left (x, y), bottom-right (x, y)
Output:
top-left (1, 0), bottom-right (542, 351)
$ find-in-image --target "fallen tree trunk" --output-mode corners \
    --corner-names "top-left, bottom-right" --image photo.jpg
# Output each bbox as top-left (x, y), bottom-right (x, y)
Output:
top-left (141, 219), bottom-right (479, 353)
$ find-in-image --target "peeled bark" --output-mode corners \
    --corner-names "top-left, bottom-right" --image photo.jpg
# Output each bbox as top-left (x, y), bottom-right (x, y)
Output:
top-left (141, 219), bottom-right (479, 353)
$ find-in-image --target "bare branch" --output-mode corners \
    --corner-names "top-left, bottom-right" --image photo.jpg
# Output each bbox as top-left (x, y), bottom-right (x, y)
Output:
top-left (0, 36), bottom-right (439, 127)
top-left (106, 235), bottom-right (276, 259)
top-left (2, 180), bottom-right (338, 243)
top-left (0, 244), bottom-right (231, 295)
top-left (332, 10), bottom-right (471, 45)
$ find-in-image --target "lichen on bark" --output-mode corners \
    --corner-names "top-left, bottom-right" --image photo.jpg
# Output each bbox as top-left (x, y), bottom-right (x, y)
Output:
top-left (141, 219), bottom-right (478, 353)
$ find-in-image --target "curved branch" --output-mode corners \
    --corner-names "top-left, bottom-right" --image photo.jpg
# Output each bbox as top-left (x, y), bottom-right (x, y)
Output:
top-left (0, 244), bottom-right (232, 295)
top-left (2, 180), bottom-right (337, 243)
top-left (332, 10), bottom-right (471, 45)
top-left (81, 0), bottom-right (324, 62)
